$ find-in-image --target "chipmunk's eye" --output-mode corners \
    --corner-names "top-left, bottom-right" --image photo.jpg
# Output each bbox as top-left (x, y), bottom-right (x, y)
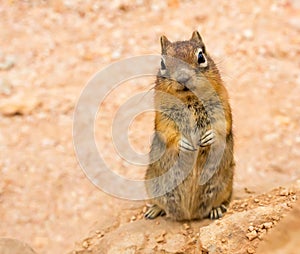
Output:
top-left (160, 58), bottom-right (166, 70)
top-left (196, 48), bottom-right (208, 68)
top-left (197, 51), bottom-right (205, 64)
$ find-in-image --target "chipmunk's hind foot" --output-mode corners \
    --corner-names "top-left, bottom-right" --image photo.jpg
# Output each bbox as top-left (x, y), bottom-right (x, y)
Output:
top-left (209, 204), bottom-right (228, 220)
top-left (144, 205), bottom-right (166, 219)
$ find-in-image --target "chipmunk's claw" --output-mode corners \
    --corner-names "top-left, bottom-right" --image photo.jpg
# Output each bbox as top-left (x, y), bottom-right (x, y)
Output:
top-left (198, 130), bottom-right (215, 147)
top-left (144, 205), bottom-right (166, 219)
top-left (209, 204), bottom-right (228, 220)
top-left (179, 137), bottom-right (197, 151)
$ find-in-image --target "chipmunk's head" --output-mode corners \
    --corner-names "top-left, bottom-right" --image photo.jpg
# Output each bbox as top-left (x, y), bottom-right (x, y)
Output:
top-left (158, 31), bottom-right (217, 90)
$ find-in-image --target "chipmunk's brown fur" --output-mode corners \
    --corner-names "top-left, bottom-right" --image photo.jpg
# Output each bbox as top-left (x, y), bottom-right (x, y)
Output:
top-left (145, 31), bottom-right (234, 221)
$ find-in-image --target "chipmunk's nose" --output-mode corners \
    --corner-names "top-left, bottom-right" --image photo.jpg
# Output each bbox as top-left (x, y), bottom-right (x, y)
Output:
top-left (176, 72), bottom-right (190, 84)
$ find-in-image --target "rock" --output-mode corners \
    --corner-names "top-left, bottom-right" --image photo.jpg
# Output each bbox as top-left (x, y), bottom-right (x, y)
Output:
top-left (0, 95), bottom-right (41, 116)
top-left (70, 184), bottom-right (299, 254)
top-left (242, 29), bottom-right (254, 40)
top-left (247, 247), bottom-right (255, 254)
top-left (155, 234), bottom-right (165, 243)
top-left (111, 50), bottom-right (121, 60)
top-left (0, 55), bottom-right (15, 71)
top-left (257, 199), bottom-right (300, 254)
top-left (72, 205), bottom-right (289, 254)
top-left (279, 188), bottom-right (290, 196)
top-left (75, 218), bottom-right (203, 254)
top-left (91, 220), bottom-right (147, 253)
top-left (183, 223), bottom-right (190, 230)
top-left (199, 206), bottom-right (286, 254)
top-left (248, 225), bottom-right (255, 232)
top-left (0, 238), bottom-right (36, 254)
top-left (130, 215), bottom-right (137, 222)
top-left (246, 230), bottom-right (258, 241)
top-left (159, 233), bottom-right (186, 253)
top-left (82, 240), bottom-right (89, 249)
top-left (262, 222), bottom-right (273, 229)
top-left (0, 78), bottom-right (12, 95)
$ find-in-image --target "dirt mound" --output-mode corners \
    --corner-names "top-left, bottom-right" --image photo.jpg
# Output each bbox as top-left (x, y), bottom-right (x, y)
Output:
top-left (70, 183), bottom-right (299, 254)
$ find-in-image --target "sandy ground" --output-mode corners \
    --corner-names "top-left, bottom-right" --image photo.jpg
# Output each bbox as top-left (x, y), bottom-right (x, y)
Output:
top-left (0, 0), bottom-right (300, 253)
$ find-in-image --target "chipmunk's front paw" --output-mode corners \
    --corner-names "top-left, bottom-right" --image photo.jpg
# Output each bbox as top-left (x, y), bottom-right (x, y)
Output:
top-left (209, 204), bottom-right (227, 220)
top-left (179, 137), bottom-right (196, 151)
top-left (198, 130), bottom-right (215, 147)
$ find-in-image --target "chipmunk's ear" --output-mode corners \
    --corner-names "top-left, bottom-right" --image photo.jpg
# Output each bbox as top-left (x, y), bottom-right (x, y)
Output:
top-left (190, 31), bottom-right (203, 43)
top-left (160, 35), bottom-right (170, 52)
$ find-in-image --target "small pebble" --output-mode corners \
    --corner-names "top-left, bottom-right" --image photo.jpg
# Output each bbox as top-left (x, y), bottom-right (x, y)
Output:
top-left (242, 29), bottom-right (253, 40)
top-left (82, 240), bottom-right (89, 249)
top-left (241, 202), bottom-right (248, 208)
top-left (247, 247), bottom-right (255, 253)
top-left (155, 235), bottom-right (165, 243)
top-left (291, 195), bottom-right (297, 201)
top-left (246, 230), bottom-right (258, 241)
top-left (97, 232), bottom-right (104, 238)
top-left (0, 78), bottom-right (12, 95)
top-left (263, 222), bottom-right (273, 229)
top-left (111, 50), bottom-right (121, 59)
top-left (258, 228), bottom-right (267, 234)
top-left (161, 230), bottom-right (167, 236)
top-left (0, 55), bottom-right (15, 70)
top-left (279, 188), bottom-right (289, 196)
top-left (258, 232), bottom-right (266, 240)
top-left (248, 226), bottom-right (254, 232)
top-left (183, 223), bottom-right (190, 230)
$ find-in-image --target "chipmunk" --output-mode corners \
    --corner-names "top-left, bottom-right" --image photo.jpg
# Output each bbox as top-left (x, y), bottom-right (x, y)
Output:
top-left (144, 31), bottom-right (234, 221)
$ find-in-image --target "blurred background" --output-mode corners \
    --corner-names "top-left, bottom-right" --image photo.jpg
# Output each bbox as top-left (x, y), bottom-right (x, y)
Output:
top-left (0, 0), bottom-right (300, 253)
